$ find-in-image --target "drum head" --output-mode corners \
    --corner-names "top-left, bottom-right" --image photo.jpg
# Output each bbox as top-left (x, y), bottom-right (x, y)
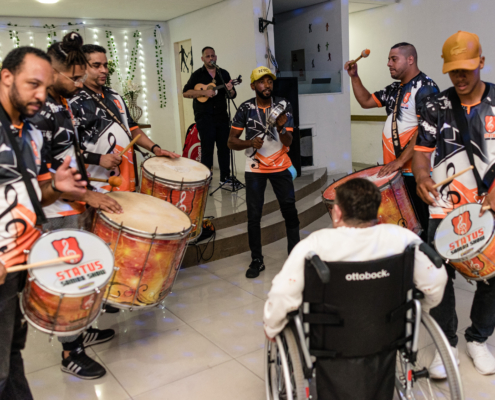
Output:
top-left (434, 203), bottom-right (495, 262)
top-left (29, 229), bottom-right (114, 295)
top-left (323, 166), bottom-right (396, 200)
top-left (103, 192), bottom-right (192, 235)
top-left (143, 157), bottom-right (211, 183)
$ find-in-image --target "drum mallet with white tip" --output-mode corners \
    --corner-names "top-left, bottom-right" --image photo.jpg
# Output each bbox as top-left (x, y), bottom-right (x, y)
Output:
top-left (349, 49), bottom-right (371, 66)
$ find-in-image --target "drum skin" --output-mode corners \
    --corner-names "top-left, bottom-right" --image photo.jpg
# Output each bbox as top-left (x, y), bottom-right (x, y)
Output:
top-left (22, 280), bottom-right (105, 334)
top-left (140, 157), bottom-right (212, 241)
top-left (322, 166), bottom-right (421, 234)
top-left (92, 192), bottom-right (192, 308)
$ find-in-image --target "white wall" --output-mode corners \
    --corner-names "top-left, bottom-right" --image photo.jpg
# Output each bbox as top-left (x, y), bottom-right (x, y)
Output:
top-left (166, 0), bottom-right (275, 173)
top-left (349, 0), bottom-right (495, 165)
top-left (274, 0), bottom-right (343, 93)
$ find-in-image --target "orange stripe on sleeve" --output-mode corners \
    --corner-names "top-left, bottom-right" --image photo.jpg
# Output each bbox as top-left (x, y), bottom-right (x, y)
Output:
top-left (130, 126), bottom-right (139, 131)
top-left (414, 146), bottom-right (435, 153)
top-left (371, 94), bottom-right (382, 108)
top-left (286, 127), bottom-right (294, 132)
top-left (231, 126), bottom-right (244, 131)
top-left (37, 172), bottom-right (52, 182)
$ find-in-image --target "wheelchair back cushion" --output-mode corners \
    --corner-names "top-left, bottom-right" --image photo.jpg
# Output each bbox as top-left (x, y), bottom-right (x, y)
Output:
top-left (303, 248), bottom-right (414, 358)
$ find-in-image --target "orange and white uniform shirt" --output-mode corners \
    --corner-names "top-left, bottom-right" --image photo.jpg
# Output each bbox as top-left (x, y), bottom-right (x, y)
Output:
top-left (416, 83), bottom-right (495, 219)
top-left (232, 96), bottom-right (294, 173)
top-left (69, 86), bottom-right (138, 193)
top-left (372, 72), bottom-right (439, 175)
top-left (0, 118), bottom-right (50, 268)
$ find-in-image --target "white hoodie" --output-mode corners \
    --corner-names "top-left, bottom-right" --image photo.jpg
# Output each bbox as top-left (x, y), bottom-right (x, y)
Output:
top-left (263, 224), bottom-right (448, 339)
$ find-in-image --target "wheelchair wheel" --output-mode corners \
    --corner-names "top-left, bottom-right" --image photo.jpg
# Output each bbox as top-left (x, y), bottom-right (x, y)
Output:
top-left (395, 312), bottom-right (464, 400)
top-left (265, 327), bottom-right (307, 400)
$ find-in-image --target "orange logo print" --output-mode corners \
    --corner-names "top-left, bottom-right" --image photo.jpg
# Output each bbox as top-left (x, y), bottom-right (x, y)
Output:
top-left (113, 100), bottom-right (124, 113)
top-left (469, 257), bottom-right (485, 272)
top-left (52, 237), bottom-right (84, 264)
top-left (452, 211), bottom-right (472, 236)
top-left (402, 93), bottom-right (411, 104)
top-left (486, 116), bottom-right (495, 133)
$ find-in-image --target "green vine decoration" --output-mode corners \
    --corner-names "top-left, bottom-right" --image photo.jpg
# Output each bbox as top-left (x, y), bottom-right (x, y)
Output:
top-left (154, 25), bottom-right (166, 108)
top-left (105, 30), bottom-right (122, 84)
top-left (43, 24), bottom-right (57, 47)
top-left (125, 30), bottom-right (140, 82)
top-left (106, 60), bottom-right (116, 87)
top-left (7, 23), bottom-right (20, 48)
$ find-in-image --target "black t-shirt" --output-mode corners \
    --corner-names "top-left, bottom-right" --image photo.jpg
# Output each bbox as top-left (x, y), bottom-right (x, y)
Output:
top-left (183, 65), bottom-right (236, 120)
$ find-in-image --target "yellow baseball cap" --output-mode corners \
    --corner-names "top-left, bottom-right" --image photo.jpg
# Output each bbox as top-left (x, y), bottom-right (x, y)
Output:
top-left (442, 31), bottom-right (482, 74)
top-left (250, 66), bottom-right (276, 83)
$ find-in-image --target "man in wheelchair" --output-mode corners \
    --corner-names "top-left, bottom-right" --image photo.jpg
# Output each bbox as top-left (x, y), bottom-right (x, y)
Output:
top-left (264, 178), bottom-right (449, 400)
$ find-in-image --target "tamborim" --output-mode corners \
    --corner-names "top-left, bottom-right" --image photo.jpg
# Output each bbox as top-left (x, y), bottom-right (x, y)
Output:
top-left (322, 166), bottom-right (422, 234)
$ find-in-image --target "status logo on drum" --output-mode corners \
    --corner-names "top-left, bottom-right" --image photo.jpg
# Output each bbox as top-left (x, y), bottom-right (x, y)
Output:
top-left (452, 211), bottom-right (472, 236)
top-left (52, 237), bottom-right (84, 264)
top-left (469, 257), bottom-right (485, 272)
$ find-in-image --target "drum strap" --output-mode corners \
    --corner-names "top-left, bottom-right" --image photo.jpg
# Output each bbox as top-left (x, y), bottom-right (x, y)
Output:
top-left (391, 85), bottom-right (404, 159)
top-left (449, 87), bottom-right (488, 195)
top-left (0, 104), bottom-right (47, 224)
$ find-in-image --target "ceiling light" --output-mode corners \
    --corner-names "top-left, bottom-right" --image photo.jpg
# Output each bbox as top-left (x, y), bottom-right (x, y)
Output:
top-left (37, 0), bottom-right (60, 4)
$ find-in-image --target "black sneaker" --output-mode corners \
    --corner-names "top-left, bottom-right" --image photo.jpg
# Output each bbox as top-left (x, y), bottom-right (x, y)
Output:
top-left (82, 327), bottom-right (115, 348)
top-left (103, 304), bottom-right (120, 313)
top-left (246, 259), bottom-right (265, 278)
top-left (61, 347), bottom-right (106, 380)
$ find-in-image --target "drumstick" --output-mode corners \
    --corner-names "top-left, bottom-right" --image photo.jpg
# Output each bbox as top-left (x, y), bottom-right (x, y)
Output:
top-left (432, 166), bottom-right (474, 189)
top-left (89, 176), bottom-right (123, 187)
top-left (119, 134), bottom-right (141, 156)
top-left (7, 255), bottom-right (79, 273)
top-left (349, 49), bottom-right (371, 66)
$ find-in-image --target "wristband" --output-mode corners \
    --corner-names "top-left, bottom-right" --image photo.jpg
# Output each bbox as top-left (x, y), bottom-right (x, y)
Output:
top-left (51, 179), bottom-right (63, 193)
top-left (151, 144), bottom-right (161, 154)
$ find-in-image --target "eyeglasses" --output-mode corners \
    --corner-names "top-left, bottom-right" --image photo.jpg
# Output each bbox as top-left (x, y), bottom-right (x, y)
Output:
top-left (54, 69), bottom-right (88, 86)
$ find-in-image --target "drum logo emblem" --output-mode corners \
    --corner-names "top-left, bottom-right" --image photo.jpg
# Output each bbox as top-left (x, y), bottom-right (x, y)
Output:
top-left (469, 257), bottom-right (485, 272)
top-left (52, 237), bottom-right (84, 264)
top-left (81, 294), bottom-right (96, 310)
top-left (452, 211), bottom-right (472, 236)
top-left (485, 116), bottom-right (495, 133)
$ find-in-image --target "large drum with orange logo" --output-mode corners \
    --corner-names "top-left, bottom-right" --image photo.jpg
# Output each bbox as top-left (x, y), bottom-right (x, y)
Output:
top-left (92, 192), bottom-right (192, 309)
top-left (434, 203), bottom-right (495, 281)
top-left (322, 165), bottom-right (422, 235)
top-left (20, 229), bottom-right (114, 336)
top-left (140, 157), bottom-right (212, 242)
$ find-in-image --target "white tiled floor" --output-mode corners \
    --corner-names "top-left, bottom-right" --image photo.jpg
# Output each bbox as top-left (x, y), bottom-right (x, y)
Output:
top-left (22, 214), bottom-right (495, 399)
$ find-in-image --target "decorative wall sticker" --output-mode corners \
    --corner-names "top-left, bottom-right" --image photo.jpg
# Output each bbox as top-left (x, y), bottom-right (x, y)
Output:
top-left (326, 23), bottom-right (329, 31)
top-left (328, 53), bottom-right (331, 61)
top-left (317, 44), bottom-right (320, 52)
top-left (179, 45), bottom-right (189, 73)
top-left (308, 24), bottom-right (312, 33)
top-left (326, 42), bottom-right (329, 51)
top-left (312, 59), bottom-right (315, 68)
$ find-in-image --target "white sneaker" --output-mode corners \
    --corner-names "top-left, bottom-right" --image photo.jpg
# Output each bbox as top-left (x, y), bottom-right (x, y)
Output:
top-left (428, 346), bottom-right (460, 379)
top-left (466, 341), bottom-right (495, 375)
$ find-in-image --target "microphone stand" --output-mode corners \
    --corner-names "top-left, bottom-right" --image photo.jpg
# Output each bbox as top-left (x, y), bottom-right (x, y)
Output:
top-left (209, 62), bottom-right (245, 196)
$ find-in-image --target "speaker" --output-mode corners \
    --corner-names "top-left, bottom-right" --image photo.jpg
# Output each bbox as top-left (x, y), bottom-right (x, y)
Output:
top-left (273, 77), bottom-right (301, 176)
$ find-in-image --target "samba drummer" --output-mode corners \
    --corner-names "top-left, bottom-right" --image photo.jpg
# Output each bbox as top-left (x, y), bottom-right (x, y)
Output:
top-left (28, 32), bottom-right (121, 380)
top-left (69, 44), bottom-right (179, 194)
top-left (344, 43), bottom-right (439, 240)
top-left (0, 47), bottom-right (86, 399)
top-left (413, 31), bottom-right (495, 376)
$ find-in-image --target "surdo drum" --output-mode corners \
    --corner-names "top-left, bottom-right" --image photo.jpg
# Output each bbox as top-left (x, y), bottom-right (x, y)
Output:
top-left (92, 192), bottom-right (192, 309)
top-left (322, 166), bottom-right (422, 235)
top-left (20, 229), bottom-right (114, 336)
top-left (140, 157), bottom-right (212, 241)
top-left (434, 203), bottom-right (495, 282)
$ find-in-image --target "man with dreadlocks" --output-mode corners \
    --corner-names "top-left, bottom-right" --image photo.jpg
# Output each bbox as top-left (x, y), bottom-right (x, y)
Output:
top-left (29, 32), bottom-right (119, 380)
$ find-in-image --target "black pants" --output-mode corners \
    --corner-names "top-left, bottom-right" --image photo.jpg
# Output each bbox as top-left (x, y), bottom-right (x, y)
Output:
top-left (0, 272), bottom-right (33, 400)
top-left (245, 169), bottom-right (300, 261)
top-left (195, 116), bottom-right (231, 181)
top-left (403, 175), bottom-right (429, 242)
top-left (428, 218), bottom-right (495, 347)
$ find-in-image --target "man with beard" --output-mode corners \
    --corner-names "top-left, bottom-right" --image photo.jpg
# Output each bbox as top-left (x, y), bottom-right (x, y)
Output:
top-left (344, 43), bottom-right (439, 240)
top-left (228, 67), bottom-right (299, 278)
top-left (183, 46), bottom-right (237, 186)
top-left (29, 32), bottom-right (122, 380)
top-left (70, 44), bottom-right (178, 194)
top-left (0, 46), bottom-right (86, 399)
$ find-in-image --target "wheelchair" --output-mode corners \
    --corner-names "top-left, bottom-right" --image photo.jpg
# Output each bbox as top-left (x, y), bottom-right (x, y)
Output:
top-left (265, 244), bottom-right (464, 400)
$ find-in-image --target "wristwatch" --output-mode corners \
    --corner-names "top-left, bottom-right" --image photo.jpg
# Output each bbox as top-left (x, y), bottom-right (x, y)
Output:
top-left (51, 178), bottom-right (63, 193)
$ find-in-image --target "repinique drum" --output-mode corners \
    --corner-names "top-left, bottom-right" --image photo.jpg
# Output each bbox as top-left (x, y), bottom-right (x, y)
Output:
top-left (92, 192), bottom-right (192, 309)
top-left (140, 157), bottom-right (212, 241)
top-left (20, 229), bottom-right (114, 336)
top-left (322, 166), bottom-right (422, 234)
top-left (434, 203), bottom-right (495, 281)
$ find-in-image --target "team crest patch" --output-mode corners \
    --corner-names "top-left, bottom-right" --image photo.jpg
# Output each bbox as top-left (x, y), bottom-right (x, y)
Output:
top-left (452, 211), bottom-right (472, 236)
top-left (52, 237), bottom-right (84, 264)
top-left (402, 92), bottom-right (411, 104)
top-left (485, 116), bottom-right (495, 133)
top-left (113, 100), bottom-right (124, 113)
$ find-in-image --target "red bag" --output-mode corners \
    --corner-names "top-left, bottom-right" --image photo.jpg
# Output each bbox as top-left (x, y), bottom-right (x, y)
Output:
top-left (182, 123), bottom-right (201, 162)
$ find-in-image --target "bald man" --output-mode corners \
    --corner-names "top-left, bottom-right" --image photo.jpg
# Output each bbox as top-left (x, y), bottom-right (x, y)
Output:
top-left (344, 42), bottom-right (439, 240)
